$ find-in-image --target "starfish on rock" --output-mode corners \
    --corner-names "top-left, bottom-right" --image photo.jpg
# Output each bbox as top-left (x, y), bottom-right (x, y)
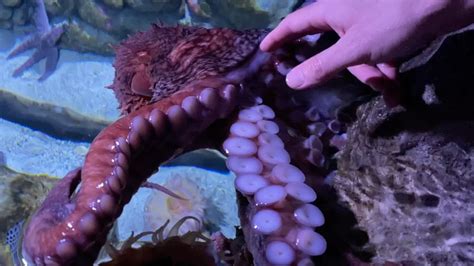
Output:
top-left (7, 0), bottom-right (65, 81)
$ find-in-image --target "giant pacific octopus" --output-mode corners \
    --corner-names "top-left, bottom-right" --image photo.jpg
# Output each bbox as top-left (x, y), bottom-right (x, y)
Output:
top-left (21, 24), bottom-right (374, 265)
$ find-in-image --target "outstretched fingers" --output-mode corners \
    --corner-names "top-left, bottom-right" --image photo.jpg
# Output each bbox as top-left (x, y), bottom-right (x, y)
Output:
top-left (285, 31), bottom-right (369, 89)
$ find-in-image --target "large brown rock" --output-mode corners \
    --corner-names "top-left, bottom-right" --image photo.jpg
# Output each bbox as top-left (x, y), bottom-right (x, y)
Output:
top-left (0, 165), bottom-right (58, 244)
top-left (335, 97), bottom-right (474, 265)
top-left (334, 26), bottom-right (474, 265)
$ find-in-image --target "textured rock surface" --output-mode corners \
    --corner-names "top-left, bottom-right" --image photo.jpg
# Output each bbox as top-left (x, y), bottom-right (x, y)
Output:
top-left (60, 19), bottom-right (118, 55)
top-left (103, 0), bottom-right (124, 9)
top-left (77, 0), bottom-right (114, 32)
top-left (335, 98), bottom-right (474, 265)
top-left (200, 0), bottom-right (299, 29)
top-left (43, 0), bottom-right (75, 16)
top-left (334, 27), bottom-right (474, 265)
top-left (2, 0), bottom-right (303, 54)
top-left (0, 165), bottom-right (58, 244)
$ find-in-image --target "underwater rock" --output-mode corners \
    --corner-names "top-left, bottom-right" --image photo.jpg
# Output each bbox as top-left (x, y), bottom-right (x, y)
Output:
top-left (0, 19), bottom-right (11, 29)
top-left (184, 0), bottom-right (212, 19)
top-left (205, 0), bottom-right (299, 29)
top-left (0, 89), bottom-right (111, 142)
top-left (335, 27), bottom-right (474, 265)
top-left (77, 0), bottom-right (113, 32)
top-left (60, 18), bottom-right (118, 55)
top-left (0, 165), bottom-right (58, 247)
top-left (0, 248), bottom-right (10, 266)
top-left (44, 0), bottom-right (75, 16)
top-left (11, 1), bottom-right (28, 26)
top-left (399, 23), bottom-right (474, 111)
top-left (60, 11), bottom-right (181, 56)
top-left (335, 97), bottom-right (474, 265)
top-left (124, 0), bottom-right (181, 13)
top-left (108, 6), bottom-right (182, 36)
top-left (0, 4), bottom-right (12, 20)
top-left (0, 0), bottom-right (299, 55)
top-left (103, 0), bottom-right (124, 9)
top-left (1, 0), bottom-right (21, 8)
top-left (0, 165), bottom-right (58, 266)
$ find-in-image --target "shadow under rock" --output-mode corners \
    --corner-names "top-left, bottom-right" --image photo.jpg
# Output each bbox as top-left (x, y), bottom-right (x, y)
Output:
top-left (370, 24), bottom-right (474, 139)
top-left (399, 24), bottom-right (474, 116)
top-left (312, 184), bottom-right (373, 266)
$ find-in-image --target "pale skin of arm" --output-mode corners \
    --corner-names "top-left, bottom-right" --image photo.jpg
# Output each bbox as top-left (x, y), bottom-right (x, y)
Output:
top-left (260, 0), bottom-right (474, 106)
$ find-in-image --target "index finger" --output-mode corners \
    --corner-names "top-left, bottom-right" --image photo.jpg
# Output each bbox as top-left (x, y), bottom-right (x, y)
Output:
top-left (260, 2), bottom-right (331, 51)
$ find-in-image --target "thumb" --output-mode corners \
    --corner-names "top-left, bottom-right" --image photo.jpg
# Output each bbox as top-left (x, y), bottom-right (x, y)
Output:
top-left (286, 33), bottom-right (368, 89)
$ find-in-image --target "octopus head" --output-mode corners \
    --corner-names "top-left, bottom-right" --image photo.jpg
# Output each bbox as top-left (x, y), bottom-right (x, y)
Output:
top-left (110, 25), bottom-right (269, 115)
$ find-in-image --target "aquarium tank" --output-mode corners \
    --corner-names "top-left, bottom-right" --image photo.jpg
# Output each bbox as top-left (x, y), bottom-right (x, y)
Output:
top-left (0, 0), bottom-right (473, 266)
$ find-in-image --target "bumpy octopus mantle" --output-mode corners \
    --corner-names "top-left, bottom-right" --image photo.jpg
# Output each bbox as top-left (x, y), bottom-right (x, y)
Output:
top-left (21, 24), bottom-right (371, 266)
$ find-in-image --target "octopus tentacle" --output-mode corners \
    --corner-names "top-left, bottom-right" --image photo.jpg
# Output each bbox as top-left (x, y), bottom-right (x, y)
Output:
top-left (22, 83), bottom-right (239, 265)
top-left (224, 104), bottom-right (327, 265)
top-left (21, 22), bottom-right (373, 265)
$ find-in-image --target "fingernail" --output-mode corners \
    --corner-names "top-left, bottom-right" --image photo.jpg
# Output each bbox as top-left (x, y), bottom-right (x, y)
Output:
top-left (286, 70), bottom-right (304, 89)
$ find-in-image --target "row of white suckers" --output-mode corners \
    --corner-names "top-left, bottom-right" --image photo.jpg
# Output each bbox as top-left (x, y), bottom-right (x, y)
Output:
top-left (224, 104), bottom-right (327, 265)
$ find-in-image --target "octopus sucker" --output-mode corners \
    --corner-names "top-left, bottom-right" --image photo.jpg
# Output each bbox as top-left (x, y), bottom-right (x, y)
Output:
top-left (22, 22), bottom-right (372, 265)
top-left (225, 104), bottom-right (326, 265)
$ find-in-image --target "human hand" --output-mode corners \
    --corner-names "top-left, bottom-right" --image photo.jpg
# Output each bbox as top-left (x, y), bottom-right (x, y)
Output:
top-left (260, 0), bottom-right (466, 106)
